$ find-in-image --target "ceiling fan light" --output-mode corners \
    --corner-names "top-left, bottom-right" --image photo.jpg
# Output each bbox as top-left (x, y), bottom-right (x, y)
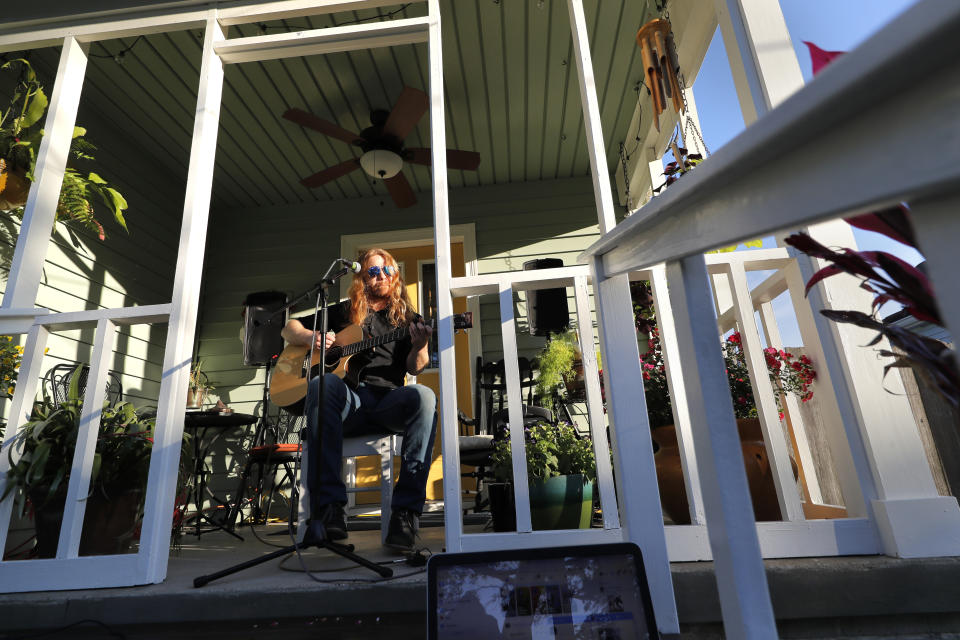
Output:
top-left (359, 149), bottom-right (403, 180)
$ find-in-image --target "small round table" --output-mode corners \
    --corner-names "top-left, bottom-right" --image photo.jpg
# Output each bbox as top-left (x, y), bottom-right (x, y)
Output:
top-left (184, 410), bottom-right (257, 538)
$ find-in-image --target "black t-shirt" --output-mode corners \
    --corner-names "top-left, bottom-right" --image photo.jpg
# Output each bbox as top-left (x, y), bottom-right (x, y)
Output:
top-left (297, 300), bottom-right (412, 390)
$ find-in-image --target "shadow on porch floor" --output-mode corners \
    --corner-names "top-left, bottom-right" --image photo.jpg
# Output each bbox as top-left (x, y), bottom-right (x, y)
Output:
top-left (4, 518), bottom-right (960, 639)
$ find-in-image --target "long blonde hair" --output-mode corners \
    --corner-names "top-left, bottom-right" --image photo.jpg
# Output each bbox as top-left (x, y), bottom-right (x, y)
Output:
top-left (347, 248), bottom-right (415, 327)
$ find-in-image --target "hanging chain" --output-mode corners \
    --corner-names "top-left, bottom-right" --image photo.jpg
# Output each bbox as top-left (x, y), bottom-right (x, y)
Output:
top-left (673, 45), bottom-right (710, 157)
top-left (659, 0), bottom-right (710, 159)
top-left (619, 142), bottom-right (633, 212)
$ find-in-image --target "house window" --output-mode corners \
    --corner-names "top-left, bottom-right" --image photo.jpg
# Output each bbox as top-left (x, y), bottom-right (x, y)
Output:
top-left (419, 261), bottom-right (439, 370)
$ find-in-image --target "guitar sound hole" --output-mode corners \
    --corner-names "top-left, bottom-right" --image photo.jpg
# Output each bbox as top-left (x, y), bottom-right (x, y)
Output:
top-left (324, 346), bottom-right (342, 367)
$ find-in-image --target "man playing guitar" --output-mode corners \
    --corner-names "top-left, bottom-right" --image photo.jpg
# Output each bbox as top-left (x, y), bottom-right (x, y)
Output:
top-left (280, 248), bottom-right (435, 552)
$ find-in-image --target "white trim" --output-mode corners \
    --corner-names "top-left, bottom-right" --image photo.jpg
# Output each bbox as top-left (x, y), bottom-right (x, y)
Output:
top-left (139, 12), bottom-right (226, 584)
top-left (665, 518), bottom-right (882, 561)
top-left (0, 0), bottom-right (425, 52)
top-left (566, 0), bottom-right (616, 235)
top-left (417, 258), bottom-right (439, 374)
top-left (214, 16), bottom-right (430, 64)
top-left (218, 0), bottom-right (419, 26)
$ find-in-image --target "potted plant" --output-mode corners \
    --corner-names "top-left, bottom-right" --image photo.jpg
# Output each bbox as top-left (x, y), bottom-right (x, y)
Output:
top-left (1, 368), bottom-right (158, 557)
top-left (630, 281), bottom-right (816, 523)
top-left (0, 58), bottom-right (128, 240)
top-left (489, 421), bottom-right (596, 531)
top-left (534, 330), bottom-right (581, 409)
top-left (187, 360), bottom-right (215, 409)
top-left (785, 205), bottom-right (958, 408)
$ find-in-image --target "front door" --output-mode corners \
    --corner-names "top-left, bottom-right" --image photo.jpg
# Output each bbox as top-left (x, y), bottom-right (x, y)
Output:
top-left (353, 242), bottom-right (473, 504)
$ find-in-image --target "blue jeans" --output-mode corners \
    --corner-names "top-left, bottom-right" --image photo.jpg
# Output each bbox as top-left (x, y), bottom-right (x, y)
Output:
top-left (304, 373), bottom-right (438, 515)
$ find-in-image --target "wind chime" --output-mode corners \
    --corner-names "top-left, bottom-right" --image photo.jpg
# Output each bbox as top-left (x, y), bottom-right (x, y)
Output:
top-left (636, 17), bottom-right (684, 132)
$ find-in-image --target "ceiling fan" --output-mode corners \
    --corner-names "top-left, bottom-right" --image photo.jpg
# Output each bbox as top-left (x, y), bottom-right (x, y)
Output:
top-left (283, 86), bottom-right (481, 208)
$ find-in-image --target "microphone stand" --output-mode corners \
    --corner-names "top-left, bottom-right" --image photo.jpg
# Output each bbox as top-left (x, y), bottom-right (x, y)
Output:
top-left (195, 260), bottom-right (391, 587)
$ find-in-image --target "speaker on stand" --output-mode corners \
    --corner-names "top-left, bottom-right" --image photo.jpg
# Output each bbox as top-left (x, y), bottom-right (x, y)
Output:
top-left (523, 258), bottom-right (570, 337)
top-left (233, 291), bottom-right (289, 529)
top-left (242, 291), bottom-right (288, 367)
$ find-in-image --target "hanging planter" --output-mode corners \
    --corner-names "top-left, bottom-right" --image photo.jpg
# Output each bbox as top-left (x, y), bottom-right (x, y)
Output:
top-left (0, 59), bottom-right (129, 238)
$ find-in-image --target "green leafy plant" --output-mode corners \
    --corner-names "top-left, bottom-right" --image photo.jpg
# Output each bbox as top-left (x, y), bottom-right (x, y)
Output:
top-left (0, 58), bottom-right (128, 240)
top-left (0, 335), bottom-right (23, 399)
top-left (1, 367), bottom-right (155, 516)
top-left (534, 330), bottom-right (580, 409)
top-left (491, 421), bottom-right (596, 485)
top-left (189, 360), bottom-right (215, 394)
top-left (784, 205), bottom-right (958, 408)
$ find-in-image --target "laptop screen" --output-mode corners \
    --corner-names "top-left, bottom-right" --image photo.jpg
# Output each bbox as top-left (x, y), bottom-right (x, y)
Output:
top-left (427, 543), bottom-right (659, 639)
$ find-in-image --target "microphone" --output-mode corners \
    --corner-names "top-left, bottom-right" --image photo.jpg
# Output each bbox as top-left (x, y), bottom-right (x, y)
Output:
top-left (338, 258), bottom-right (363, 273)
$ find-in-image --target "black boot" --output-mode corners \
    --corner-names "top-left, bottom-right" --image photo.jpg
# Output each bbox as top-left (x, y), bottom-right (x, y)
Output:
top-left (304, 502), bottom-right (347, 544)
top-left (385, 509), bottom-right (419, 551)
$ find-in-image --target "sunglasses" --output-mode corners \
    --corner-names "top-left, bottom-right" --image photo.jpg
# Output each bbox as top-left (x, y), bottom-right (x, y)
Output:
top-left (365, 265), bottom-right (397, 278)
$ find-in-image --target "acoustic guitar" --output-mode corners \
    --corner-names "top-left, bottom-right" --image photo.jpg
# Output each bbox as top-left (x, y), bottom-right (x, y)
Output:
top-left (269, 312), bottom-right (473, 410)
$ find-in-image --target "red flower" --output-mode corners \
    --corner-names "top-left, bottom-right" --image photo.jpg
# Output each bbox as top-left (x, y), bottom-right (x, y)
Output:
top-left (728, 332), bottom-right (741, 344)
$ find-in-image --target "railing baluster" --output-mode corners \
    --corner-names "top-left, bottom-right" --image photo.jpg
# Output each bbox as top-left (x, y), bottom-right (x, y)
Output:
top-left (725, 262), bottom-right (804, 522)
top-left (666, 254), bottom-right (777, 638)
top-left (650, 265), bottom-right (705, 525)
top-left (499, 283), bottom-right (532, 533)
top-left (572, 275), bottom-right (618, 530)
top-left (58, 318), bottom-right (119, 559)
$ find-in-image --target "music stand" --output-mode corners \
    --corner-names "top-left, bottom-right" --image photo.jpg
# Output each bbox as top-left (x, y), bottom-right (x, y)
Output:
top-left (195, 259), bottom-right (391, 587)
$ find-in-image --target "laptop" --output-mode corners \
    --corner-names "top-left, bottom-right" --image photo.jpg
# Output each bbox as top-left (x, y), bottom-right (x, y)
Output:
top-left (427, 542), bottom-right (659, 639)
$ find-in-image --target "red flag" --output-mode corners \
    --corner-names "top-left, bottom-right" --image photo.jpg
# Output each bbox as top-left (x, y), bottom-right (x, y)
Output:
top-left (802, 41), bottom-right (845, 76)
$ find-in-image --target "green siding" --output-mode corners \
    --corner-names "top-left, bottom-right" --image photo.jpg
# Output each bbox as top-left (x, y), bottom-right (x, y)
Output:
top-left (196, 175), bottom-right (607, 413)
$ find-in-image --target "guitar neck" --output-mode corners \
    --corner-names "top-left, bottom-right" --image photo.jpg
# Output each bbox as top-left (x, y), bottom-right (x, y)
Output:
top-left (340, 325), bottom-right (409, 357)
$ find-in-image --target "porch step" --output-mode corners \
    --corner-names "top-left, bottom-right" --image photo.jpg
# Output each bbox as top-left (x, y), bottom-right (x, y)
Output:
top-left (2, 527), bottom-right (959, 639)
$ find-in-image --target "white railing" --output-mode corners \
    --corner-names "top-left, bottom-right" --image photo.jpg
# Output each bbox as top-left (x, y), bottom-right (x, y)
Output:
top-left (581, 1), bottom-right (960, 636)
top-left (0, 305), bottom-right (170, 590)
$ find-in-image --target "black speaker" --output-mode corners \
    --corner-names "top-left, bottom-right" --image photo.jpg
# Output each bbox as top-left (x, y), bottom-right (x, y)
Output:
top-left (523, 258), bottom-right (570, 337)
top-left (242, 291), bottom-right (288, 366)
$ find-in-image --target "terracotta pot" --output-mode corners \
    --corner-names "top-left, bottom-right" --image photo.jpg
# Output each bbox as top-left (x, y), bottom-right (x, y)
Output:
top-left (563, 359), bottom-right (585, 396)
top-left (652, 418), bottom-right (797, 524)
top-left (32, 488), bottom-right (143, 558)
top-left (0, 161), bottom-right (30, 211)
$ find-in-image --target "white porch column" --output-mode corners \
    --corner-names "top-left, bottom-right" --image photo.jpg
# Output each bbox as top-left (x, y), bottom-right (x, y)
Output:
top-left (567, 0), bottom-right (678, 632)
top-left (715, 0), bottom-right (960, 557)
top-left (138, 12), bottom-right (225, 581)
top-left (2, 37), bottom-right (88, 316)
top-left (427, 0), bottom-right (462, 553)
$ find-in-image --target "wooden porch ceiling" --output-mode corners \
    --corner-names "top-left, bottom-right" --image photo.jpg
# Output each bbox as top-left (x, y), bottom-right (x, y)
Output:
top-left (6, 1), bottom-right (717, 213)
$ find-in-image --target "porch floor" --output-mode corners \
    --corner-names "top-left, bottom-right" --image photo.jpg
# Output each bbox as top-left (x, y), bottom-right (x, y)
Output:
top-left (3, 518), bottom-right (960, 639)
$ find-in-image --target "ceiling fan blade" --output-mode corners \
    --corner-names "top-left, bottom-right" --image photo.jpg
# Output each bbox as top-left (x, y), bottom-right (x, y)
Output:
top-left (382, 87), bottom-right (429, 141)
top-left (384, 172), bottom-right (417, 208)
top-left (283, 108), bottom-right (362, 146)
top-left (406, 148), bottom-right (482, 171)
top-left (300, 159), bottom-right (361, 188)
